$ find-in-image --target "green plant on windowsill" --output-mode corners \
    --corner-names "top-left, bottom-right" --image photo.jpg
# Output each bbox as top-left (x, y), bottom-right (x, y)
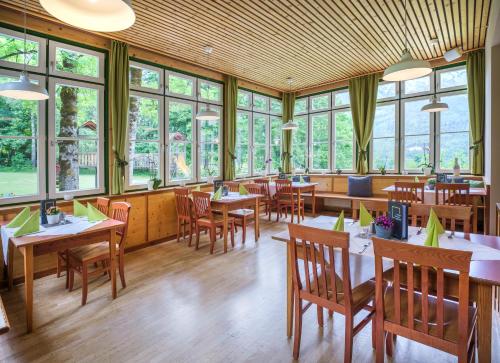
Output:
top-left (379, 166), bottom-right (387, 175)
top-left (147, 155), bottom-right (162, 190)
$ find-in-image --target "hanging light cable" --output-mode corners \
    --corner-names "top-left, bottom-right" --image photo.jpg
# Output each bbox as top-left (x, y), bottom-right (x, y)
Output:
top-left (382, 0), bottom-right (432, 81)
top-left (196, 46), bottom-right (219, 121)
top-left (0, 0), bottom-right (49, 101)
top-left (282, 77), bottom-right (297, 130)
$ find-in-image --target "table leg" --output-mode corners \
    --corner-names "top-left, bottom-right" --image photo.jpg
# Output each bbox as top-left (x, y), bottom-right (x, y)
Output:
top-left (254, 197), bottom-right (260, 241)
top-left (312, 187), bottom-right (316, 217)
top-left (297, 189), bottom-right (302, 224)
top-left (109, 228), bottom-right (117, 299)
top-left (20, 245), bottom-right (33, 333)
top-left (476, 283), bottom-right (492, 362)
top-left (8, 240), bottom-right (14, 291)
top-left (223, 205), bottom-right (228, 253)
top-left (286, 242), bottom-right (293, 338)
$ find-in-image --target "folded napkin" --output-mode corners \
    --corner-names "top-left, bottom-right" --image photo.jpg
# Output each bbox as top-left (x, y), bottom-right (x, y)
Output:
top-left (333, 210), bottom-right (345, 232)
top-left (212, 187), bottom-right (222, 201)
top-left (73, 200), bottom-right (88, 217)
top-left (13, 210), bottom-right (40, 237)
top-left (424, 208), bottom-right (445, 247)
top-left (193, 185), bottom-right (201, 192)
top-left (239, 184), bottom-right (249, 195)
top-left (6, 206), bottom-right (31, 228)
top-left (414, 176), bottom-right (420, 182)
top-left (359, 202), bottom-right (373, 227)
top-left (299, 175), bottom-right (305, 183)
top-left (87, 203), bottom-right (108, 222)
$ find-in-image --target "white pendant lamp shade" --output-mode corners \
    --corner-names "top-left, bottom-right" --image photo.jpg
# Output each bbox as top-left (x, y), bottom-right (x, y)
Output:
top-left (383, 50), bottom-right (432, 81)
top-left (282, 120), bottom-right (298, 130)
top-left (421, 96), bottom-right (448, 112)
top-left (39, 0), bottom-right (136, 32)
top-left (196, 109), bottom-right (219, 121)
top-left (0, 71), bottom-right (49, 100)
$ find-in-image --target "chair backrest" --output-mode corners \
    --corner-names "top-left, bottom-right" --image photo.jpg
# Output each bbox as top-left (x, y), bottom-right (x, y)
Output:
top-left (352, 199), bottom-right (388, 219)
top-left (288, 223), bottom-right (353, 311)
top-left (224, 181), bottom-right (240, 193)
top-left (373, 237), bottom-right (472, 348)
top-left (111, 202), bottom-right (131, 246)
top-left (192, 191), bottom-right (213, 221)
top-left (245, 183), bottom-right (263, 195)
top-left (391, 182), bottom-right (425, 203)
top-left (409, 204), bottom-right (472, 236)
top-left (275, 179), bottom-right (293, 201)
top-left (174, 188), bottom-right (191, 219)
top-left (96, 197), bottom-right (111, 216)
top-left (435, 183), bottom-right (470, 206)
top-left (254, 178), bottom-right (271, 199)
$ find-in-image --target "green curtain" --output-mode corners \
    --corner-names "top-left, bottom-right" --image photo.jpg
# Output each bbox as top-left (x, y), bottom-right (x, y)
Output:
top-left (223, 75), bottom-right (238, 180)
top-left (282, 92), bottom-right (295, 173)
top-left (466, 50), bottom-right (485, 175)
top-left (349, 74), bottom-right (379, 174)
top-left (109, 40), bottom-right (130, 194)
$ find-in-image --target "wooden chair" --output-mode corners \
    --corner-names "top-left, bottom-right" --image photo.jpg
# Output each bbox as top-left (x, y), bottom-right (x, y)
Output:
top-left (352, 199), bottom-right (388, 220)
top-left (288, 223), bottom-right (376, 362)
top-left (255, 178), bottom-right (277, 221)
top-left (409, 204), bottom-right (472, 238)
top-left (192, 191), bottom-right (235, 254)
top-left (67, 202), bottom-right (131, 305)
top-left (245, 183), bottom-right (263, 195)
top-left (275, 179), bottom-right (304, 223)
top-left (373, 237), bottom-right (476, 363)
top-left (174, 188), bottom-right (195, 246)
top-left (224, 181), bottom-right (240, 193)
top-left (435, 183), bottom-right (470, 206)
top-left (57, 197), bottom-right (111, 284)
top-left (389, 181), bottom-right (425, 203)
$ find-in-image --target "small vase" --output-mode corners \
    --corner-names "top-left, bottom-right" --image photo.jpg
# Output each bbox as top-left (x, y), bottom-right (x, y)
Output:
top-left (423, 167), bottom-right (432, 176)
top-left (147, 180), bottom-right (155, 191)
top-left (375, 224), bottom-right (393, 239)
top-left (206, 176), bottom-right (214, 184)
top-left (453, 158), bottom-right (460, 176)
top-left (46, 213), bottom-right (60, 225)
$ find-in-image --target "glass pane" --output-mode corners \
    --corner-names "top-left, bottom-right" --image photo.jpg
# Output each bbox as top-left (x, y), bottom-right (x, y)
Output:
top-left (129, 95), bottom-right (160, 141)
top-left (235, 144), bottom-right (249, 176)
top-left (334, 111), bottom-right (353, 170)
top-left (169, 142), bottom-right (192, 180)
top-left (311, 113), bottom-right (329, 142)
top-left (0, 84), bottom-right (39, 137)
top-left (253, 94), bottom-right (269, 112)
top-left (312, 144), bottom-right (329, 170)
top-left (294, 98), bottom-right (308, 114)
top-left (335, 141), bottom-right (353, 170)
top-left (440, 132), bottom-right (470, 170)
top-left (270, 98), bottom-right (282, 114)
top-left (236, 112), bottom-right (249, 176)
top-left (168, 74), bottom-right (194, 97)
top-left (372, 138), bottom-right (395, 170)
top-left (311, 94), bottom-right (330, 111)
top-left (334, 90), bottom-right (350, 107)
top-left (236, 112), bottom-right (249, 141)
top-left (334, 111), bottom-right (353, 142)
top-left (373, 103), bottom-right (396, 138)
top-left (404, 135), bottom-right (431, 170)
top-left (270, 116), bottom-right (282, 145)
top-left (253, 114), bottom-right (267, 144)
top-left (200, 119), bottom-right (220, 143)
top-left (253, 145), bottom-right (266, 174)
top-left (292, 116), bottom-right (307, 169)
top-left (129, 142), bottom-right (159, 185)
top-left (271, 145), bottom-right (281, 172)
top-left (55, 47), bottom-right (99, 78)
top-left (404, 98), bottom-right (430, 136)
top-left (199, 81), bottom-right (221, 102)
top-left (237, 90), bottom-right (251, 108)
top-left (403, 75), bottom-right (431, 95)
top-left (130, 65), bottom-right (160, 90)
top-left (292, 143), bottom-right (307, 170)
top-left (168, 101), bottom-right (193, 181)
top-left (439, 93), bottom-right (469, 132)
top-left (200, 119), bottom-right (220, 178)
top-left (0, 138), bottom-right (39, 198)
top-left (377, 82), bottom-right (396, 100)
top-left (55, 83), bottom-right (99, 139)
top-left (56, 139), bottom-right (98, 192)
top-left (0, 32), bottom-right (39, 67)
top-left (439, 67), bottom-right (467, 89)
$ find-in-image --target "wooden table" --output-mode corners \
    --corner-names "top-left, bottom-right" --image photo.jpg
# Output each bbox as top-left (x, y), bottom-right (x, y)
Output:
top-left (210, 193), bottom-right (261, 253)
top-left (269, 182), bottom-right (318, 223)
top-left (272, 216), bottom-right (500, 362)
top-left (383, 185), bottom-right (487, 204)
top-left (5, 218), bottom-right (124, 333)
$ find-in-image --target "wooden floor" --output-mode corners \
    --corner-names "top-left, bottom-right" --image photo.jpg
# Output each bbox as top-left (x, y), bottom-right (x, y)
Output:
top-left (1, 214), bottom-right (499, 363)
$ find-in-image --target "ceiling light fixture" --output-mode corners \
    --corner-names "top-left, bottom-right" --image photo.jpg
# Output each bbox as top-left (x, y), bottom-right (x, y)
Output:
top-left (196, 46), bottom-right (219, 121)
top-left (282, 77), bottom-right (298, 130)
top-left (383, 0), bottom-right (432, 81)
top-left (39, 0), bottom-right (136, 32)
top-left (421, 96), bottom-right (448, 112)
top-left (0, 0), bottom-right (49, 101)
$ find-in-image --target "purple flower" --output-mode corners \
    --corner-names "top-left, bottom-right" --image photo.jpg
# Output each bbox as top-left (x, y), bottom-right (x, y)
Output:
top-left (375, 215), bottom-right (395, 230)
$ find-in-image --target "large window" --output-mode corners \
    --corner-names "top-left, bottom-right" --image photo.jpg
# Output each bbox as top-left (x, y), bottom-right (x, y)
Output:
top-left (333, 110), bottom-right (354, 171)
top-left (198, 104), bottom-right (221, 180)
top-left (310, 112), bottom-right (329, 171)
top-left (235, 89), bottom-right (282, 177)
top-left (0, 27), bottom-right (107, 205)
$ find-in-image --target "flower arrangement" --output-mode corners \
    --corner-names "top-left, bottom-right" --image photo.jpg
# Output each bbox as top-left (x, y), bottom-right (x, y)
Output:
top-left (46, 206), bottom-right (60, 216)
top-left (375, 215), bottom-right (395, 230)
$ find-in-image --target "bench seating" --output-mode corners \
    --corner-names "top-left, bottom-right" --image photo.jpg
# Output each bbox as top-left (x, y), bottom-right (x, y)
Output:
top-left (301, 192), bottom-right (388, 216)
top-left (0, 295), bottom-right (9, 335)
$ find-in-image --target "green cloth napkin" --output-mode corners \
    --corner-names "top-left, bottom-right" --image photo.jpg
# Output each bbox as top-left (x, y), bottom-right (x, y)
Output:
top-left (6, 207), bottom-right (31, 228)
top-left (239, 184), bottom-right (249, 195)
top-left (424, 208), bottom-right (445, 247)
top-left (359, 202), bottom-right (373, 227)
top-left (299, 175), bottom-right (305, 183)
top-left (13, 210), bottom-right (40, 237)
top-left (415, 176), bottom-right (420, 182)
top-left (193, 185), bottom-right (201, 192)
top-left (87, 203), bottom-right (108, 222)
top-left (333, 210), bottom-right (345, 232)
top-left (73, 200), bottom-right (88, 217)
top-left (212, 187), bottom-right (222, 201)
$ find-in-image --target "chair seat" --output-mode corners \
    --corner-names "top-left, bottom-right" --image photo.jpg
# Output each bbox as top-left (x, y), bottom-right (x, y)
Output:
top-left (68, 242), bottom-right (117, 262)
top-left (229, 209), bottom-right (255, 218)
top-left (384, 286), bottom-right (477, 343)
top-left (197, 215), bottom-right (235, 227)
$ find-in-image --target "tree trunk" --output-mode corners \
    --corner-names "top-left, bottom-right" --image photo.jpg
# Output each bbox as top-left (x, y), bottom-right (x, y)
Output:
top-left (128, 67), bottom-right (143, 177)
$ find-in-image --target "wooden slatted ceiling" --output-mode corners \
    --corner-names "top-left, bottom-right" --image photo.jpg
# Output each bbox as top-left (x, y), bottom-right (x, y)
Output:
top-left (0, 0), bottom-right (491, 91)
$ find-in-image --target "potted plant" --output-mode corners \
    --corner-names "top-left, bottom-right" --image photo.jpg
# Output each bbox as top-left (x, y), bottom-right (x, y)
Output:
top-left (426, 178), bottom-right (436, 190)
top-left (379, 166), bottom-right (387, 175)
top-left (336, 168), bottom-right (342, 175)
top-left (205, 166), bottom-right (216, 184)
top-left (418, 144), bottom-right (434, 176)
top-left (46, 206), bottom-right (61, 224)
top-left (374, 215), bottom-right (395, 239)
top-left (146, 155), bottom-right (162, 190)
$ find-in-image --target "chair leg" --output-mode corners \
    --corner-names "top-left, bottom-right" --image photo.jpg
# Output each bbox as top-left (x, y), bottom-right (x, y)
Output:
top-left (57, 253), bottom-right (62, 278)
top-left (375, 326), bottom-right (385, 363)
top-left (317, 306), bottom-right (323, 327)
top-left (195, 224), bottom-right (200, 250)
top-left (188, 221), bottom-right (193, 247)
top-left (276, 204), bottom-right (280, 222)
top-left (242, 218), bottom-right (246, 244)
top-left (386, 332), bottom-right (394, 357)
top-left (292, 297), bottom-right (303, 360)
top-left (176, 218), bottom-right (181, 243)
top-left (69, 269), bottom-right (74, 291)
top-left (344, 315), bottom-right (353, 363)
top-left (328, 310), bottom-right (333, 318)
top-left (268, 203), bottom-right (271, 221)
top-left (81, 263), bottom-right (88, 306)
top-left (209, 227), bottom-right (216, 254)
top-left (371, 316), bottom-right (376, 349)
top-left (119, 249), bottom-right (126, 289)
top-left (230, 223), bottom-right (235, 247)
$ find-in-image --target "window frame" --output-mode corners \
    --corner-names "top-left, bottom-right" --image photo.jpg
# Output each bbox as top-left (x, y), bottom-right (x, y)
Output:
top-left (47, 76), bottom-right (105, 198)
top-left (125, 90), bottom-right (165, 191)
top-left (401, 73), bottom-right (435, 98)
top-left (309, 93), bottom-right (331, 113)
top-left (165, 70), bottom-right (197, 100)
top-left (0, 69), bottom-right (47, 205)
top-left (308, 111), bottom-right (331, 172)
top-left (369, 100), bottom-right (400, 173)
top-left (251, 112), bottom-right (269, 176)
top-left (376, 80), bottom-right (399, 102)
top-left (0, 27), bottom-right (47, 74)
top-left (129, 60), bottom-right (164, 94)
top-left (48, 40), bottom-right (105, 84)
top-left (270, 98), bottom-right (283, 116)
top-left (293, 97), bottom-right (309, 115)
top-left (252, 93), bottom-right (269, 113)
top-left (237, 89), bottom-right (252, 111)
top-left (332, 89), bottom-right (350, 109)
top-left (269, 115), bottom-right (282, 173)
top-left (436, 65), bottom-right (468, 93)
top-left (235, 109), bottom-right (252, 178)
top-left (332, 108), bottom-right (356, 173)
top-left (196, 103), bottom-right (222, 182)
top-left (290, 114), bottom-right (309, 173)
top-left (197, 78), bottom-right (223, 105)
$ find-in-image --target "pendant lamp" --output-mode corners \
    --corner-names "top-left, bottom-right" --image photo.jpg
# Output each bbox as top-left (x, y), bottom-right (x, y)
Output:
top-left (282, 77), bottom-right (298, 130)
top-left (196, 46), bottom-right (220, 121)
top-left (421, 96), bottom-right (448, 112)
